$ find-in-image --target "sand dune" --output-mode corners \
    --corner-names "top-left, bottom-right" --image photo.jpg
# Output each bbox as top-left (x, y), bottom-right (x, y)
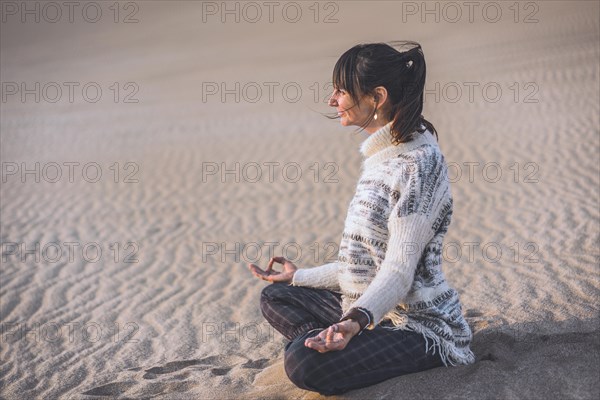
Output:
top-left (1, 1), bottom-right (599, 399)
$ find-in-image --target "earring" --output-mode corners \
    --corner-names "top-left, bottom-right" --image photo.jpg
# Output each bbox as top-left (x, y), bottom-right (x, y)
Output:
top-left (374, 98), bottom-right (378, 120)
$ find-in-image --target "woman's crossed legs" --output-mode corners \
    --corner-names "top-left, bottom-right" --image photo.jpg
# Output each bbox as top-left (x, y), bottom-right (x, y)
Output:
top-left (260, 282), bottom-right (445, 395)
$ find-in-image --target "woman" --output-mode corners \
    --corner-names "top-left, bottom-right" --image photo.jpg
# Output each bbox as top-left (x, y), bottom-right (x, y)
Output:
top-left (248, 41), bottom-right (475, 395)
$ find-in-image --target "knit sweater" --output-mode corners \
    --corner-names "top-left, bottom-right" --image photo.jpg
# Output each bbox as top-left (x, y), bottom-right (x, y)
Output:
top-left (291, 121), bottom-right (475, 367)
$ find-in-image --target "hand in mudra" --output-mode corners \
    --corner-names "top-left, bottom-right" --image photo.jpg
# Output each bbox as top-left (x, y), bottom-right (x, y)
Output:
top-left (248, 256), bottom-right (297, 284)
top-left (304, 320), bottom-right (360, 353)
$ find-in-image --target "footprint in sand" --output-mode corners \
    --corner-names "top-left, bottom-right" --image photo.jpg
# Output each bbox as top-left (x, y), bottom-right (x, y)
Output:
top-left (142, 356), bottom-right (221, 379)
top-left (82, 356), bottom-right (272, 396)
top-left (82, 382), bottom-right (137, 396)
top-left (210, 367), bottom-right (231, 376)
top-left (241, 358), bottom-right (270, 369)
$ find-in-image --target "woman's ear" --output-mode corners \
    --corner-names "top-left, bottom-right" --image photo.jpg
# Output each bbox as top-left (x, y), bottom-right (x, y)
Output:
top-left (373, 86), bottom-right (388, 106)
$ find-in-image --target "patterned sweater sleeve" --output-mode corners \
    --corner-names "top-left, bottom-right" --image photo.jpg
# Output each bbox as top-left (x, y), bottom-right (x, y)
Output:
top-left (290, 262), bottom-right (340, 291)
top-left (349, 148), bottom-right (450, 328)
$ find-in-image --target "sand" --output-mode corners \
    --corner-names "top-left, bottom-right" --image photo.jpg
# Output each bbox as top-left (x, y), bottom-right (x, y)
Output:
top-left (1, 1), bottom-right (599, 399)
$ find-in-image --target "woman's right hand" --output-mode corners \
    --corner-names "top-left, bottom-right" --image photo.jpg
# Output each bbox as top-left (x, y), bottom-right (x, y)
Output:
top-left (248, 256), bottom-right (298, 284)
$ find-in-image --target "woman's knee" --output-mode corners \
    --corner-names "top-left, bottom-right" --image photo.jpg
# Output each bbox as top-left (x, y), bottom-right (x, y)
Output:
top-left (260, 282), bottom-right (288, 299)
top-left (260, 283), bottom-right (288, 316)
top-left (284, 341), bottom-right (317, 389)
top-left (284, 338), bottom-right (335, 394)
top-left (260, 282), bottom-right (290, 307)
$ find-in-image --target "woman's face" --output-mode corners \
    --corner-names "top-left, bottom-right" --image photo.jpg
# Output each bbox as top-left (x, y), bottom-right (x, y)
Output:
top-left (328, 87), bottom-right (373, 128)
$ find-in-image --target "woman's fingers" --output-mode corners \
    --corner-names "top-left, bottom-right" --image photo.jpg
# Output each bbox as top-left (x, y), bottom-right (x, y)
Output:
top-left (249, 260), bottom-right (292, 283)
top-left (325, 325), bottom-right (336, 343)
top-left (305, 335), bottom-right (328, 352)
top-left (266, 256), bottom-right (287, 273)
top-left (265, 258), bottom-right (275, 273)
top-left (248, 263), bottom-right (272, 282)
top-left (305, 336), bottom-right (344, 353)
top-left (304, 326), bottom-right (347, 352)
top-left (306, 342), bottom-right (326, 352)
top-left (248, 263), bottom-right (263, 275)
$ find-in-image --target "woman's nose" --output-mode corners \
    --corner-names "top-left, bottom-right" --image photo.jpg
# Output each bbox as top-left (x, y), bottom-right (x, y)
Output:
top-left (328, 95), bottom-right (337, 107)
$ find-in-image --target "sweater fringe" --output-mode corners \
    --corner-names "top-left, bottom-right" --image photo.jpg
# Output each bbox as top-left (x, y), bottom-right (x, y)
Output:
top-left (383, 311), bottom-right (476, 367)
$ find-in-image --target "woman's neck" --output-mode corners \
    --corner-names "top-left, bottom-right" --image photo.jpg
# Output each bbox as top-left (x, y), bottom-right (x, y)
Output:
top-left (364, 118), bottom-right (392, 134)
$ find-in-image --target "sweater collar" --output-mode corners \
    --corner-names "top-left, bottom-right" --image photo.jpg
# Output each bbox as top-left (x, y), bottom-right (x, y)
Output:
top-left (360, 121), bottom-right (437, 163)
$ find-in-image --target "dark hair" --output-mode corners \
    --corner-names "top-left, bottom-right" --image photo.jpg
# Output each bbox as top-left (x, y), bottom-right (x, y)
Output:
top-left (329, 40), bottom-right (438, 144)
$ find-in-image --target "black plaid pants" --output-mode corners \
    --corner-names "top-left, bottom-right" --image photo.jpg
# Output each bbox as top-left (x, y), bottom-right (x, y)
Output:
top-left (260, 282), bottom-right (445, 395)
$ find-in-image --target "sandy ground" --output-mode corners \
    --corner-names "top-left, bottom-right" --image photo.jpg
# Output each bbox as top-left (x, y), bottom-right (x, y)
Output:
top-left (1, 1), bottom-right (599, 399)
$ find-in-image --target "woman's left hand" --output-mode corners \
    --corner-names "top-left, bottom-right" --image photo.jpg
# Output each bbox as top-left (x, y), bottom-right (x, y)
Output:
top-left (304, 320), bottom-right (361, 353)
